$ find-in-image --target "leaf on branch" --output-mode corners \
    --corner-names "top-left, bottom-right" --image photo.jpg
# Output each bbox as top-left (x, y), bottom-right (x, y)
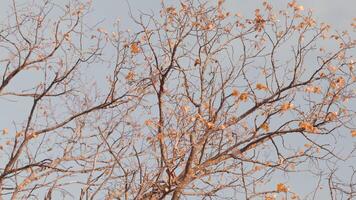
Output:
top-left (206, 122), bottom-right (215, 129)
top-left (165, 7), bottom-right (177, 16)
top-left (261, 123), bottom-right (269, 132)
top-left (204, 22), bottom-right (215, 30)
top-left (351, 130), bottom-right (356, 137)
top-left (231, 89), bottom-right (239, 97)
top-left (130, 43), bottom-right (141, 54)
top-left (299, 121), bottom-right (318, 133)
top-left (304, 143), bottom-right (312, 148)
top-left (288, 0), bottom-right (304, 11)
top-left (254, 9), bottom-right (266, 32)
top-left (221, 124), bottom-right (228, 131)
top-left (125, 71), bottom-right (135, 81)
top-left (253, 165), bottom-right (263, 171)
top-left (264, 194), bottom-right (276, 200)
top-left (144, 119), bottom-right (153, 127)
top-left (256, 83), bottom-right (268, 91)
top-left (334, 77), bottom-right (345, 88)
top-left (194, 58), bottom-right (201, 66)
top-left (2, 128), bottom-right (8, 135)
top-left (239, 92), bottom-right (249, 102)
top-left (280, 102), bottom-right (294, 111)
top-left (326, 112), bottom-right (338, 121)
top-left (276, 183), bottom-right (288, 192)
top-left (305, 86), bottom-right (322, 94)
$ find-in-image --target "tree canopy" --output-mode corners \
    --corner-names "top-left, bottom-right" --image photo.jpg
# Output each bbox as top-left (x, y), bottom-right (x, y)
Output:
top-left (0, 0), bottom-right (355, 199)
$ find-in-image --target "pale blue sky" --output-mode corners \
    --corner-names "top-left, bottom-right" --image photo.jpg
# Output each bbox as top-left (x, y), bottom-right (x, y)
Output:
top-left (88, 0), bottom-right (356, 30)
top-left (0, 0), bottom-right (355, 199)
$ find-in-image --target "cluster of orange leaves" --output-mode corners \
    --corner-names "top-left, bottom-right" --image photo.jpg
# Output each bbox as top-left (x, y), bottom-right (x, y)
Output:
top-left (326, 112), bottom-right (338, 121)
top-left (276, 183), bottom-right (288, 192)
top-left (330, 76), bottom-right (345, 89)
top-left (264, 194), bottom-right (276, 200)
top-left (254, 9), bottom-right (266, 32)
top-left (144, 119), bottom-right (153, 127)
top-left (231, 89), bottom-right (249, 102)
top-left (130, 43), bottom-right (140, 54)
top-left (125, 71), bottom-right (135, 81)
top-left (239, 92), bottom-right (249, 102)
top-left (165, 6), bottom-right (177, 15)
top-left (288, 0), bottom-right (304, 11)
top-left (305, 85), bottom-right (322, 94)
top-left (299, 121), bottom-right (317, 133)
top-left (264, 183), bottom-right (291, 200)
top-left (280, 102), bottom-right (294, 111)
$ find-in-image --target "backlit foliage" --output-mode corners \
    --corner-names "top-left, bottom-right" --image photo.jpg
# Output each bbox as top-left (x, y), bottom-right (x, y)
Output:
top-left (0, 0), bottom-right (355, 199)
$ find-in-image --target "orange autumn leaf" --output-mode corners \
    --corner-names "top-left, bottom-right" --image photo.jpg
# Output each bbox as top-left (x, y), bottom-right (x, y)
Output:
top-left (288, 0), bottom-right (303, 11)
top-left (261, 123), bottom-right (269, 132)
top-left (256, 83), bottom-right (268, 91)
top-left (276, 183), bottom-right (288, 192)
top-left (264, 194), bottom-right (276, 200)
top-left (352, 22), bottom-right (356, 28)
top-left (291, 193), bottom-right (299, 200)
top-left (2, 128), bottom-right (8, 135)
top-left (239, 92), bottom-right (249, 102)
top-left (254, 9), bottom-right (266, 32)
top-left (288, 0), bottom-right (297, 8)
top-left (299, 121), bottom-right (317, 133)
top-left (181, 105), bottom-right (190, 113)
top-left (231, 89), bottom-right (239, 97)
top-left (253, 165), bottom-right (263, 171)
top-left (203, 102), bottom-right (210, 110)
top-left (294, 5), bottom-right (304, 11)
top-left (130, 43), bottom-right (140, 54)
top-left (219, 124), bottom-right (226, 130)
top-left (144, 119), bottom-right (153, 126)
top-left (28, 133), bottom-right (38, 139)
top-left (165, 7), bottom-right (177, 15)
top-left (326, 112), bottom-right (338, 121)
top-left (206, 122), bottom-right (215, 129)
top-left (352, 130), bottom-right (356, 137)
top-left (125, 71), bottom-right (135, 81)
top-left (280, 102), bottom-right (294, 111)
top-left (194, 58), bottom-right (201, 66)
top-left (15, 132), bottom-right (23, 137)
top-left (191, 21), bottom-right (200, 27)
top-left (204, 22), bottom-right (214, 30)
top-left (335, 76), bottom-right (345, 88)
top-left (304, 143), bottom-right (312, 148)
top-left (305, 86), bottom-right (322, 94)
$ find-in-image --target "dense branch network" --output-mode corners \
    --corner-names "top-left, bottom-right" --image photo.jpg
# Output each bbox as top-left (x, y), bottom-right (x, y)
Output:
top-left (0, 0), bottom-right (355, 199)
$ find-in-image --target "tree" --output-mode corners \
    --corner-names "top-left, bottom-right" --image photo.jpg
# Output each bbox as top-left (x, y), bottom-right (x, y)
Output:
top-left (0, 0), bottom-right (355, 199)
